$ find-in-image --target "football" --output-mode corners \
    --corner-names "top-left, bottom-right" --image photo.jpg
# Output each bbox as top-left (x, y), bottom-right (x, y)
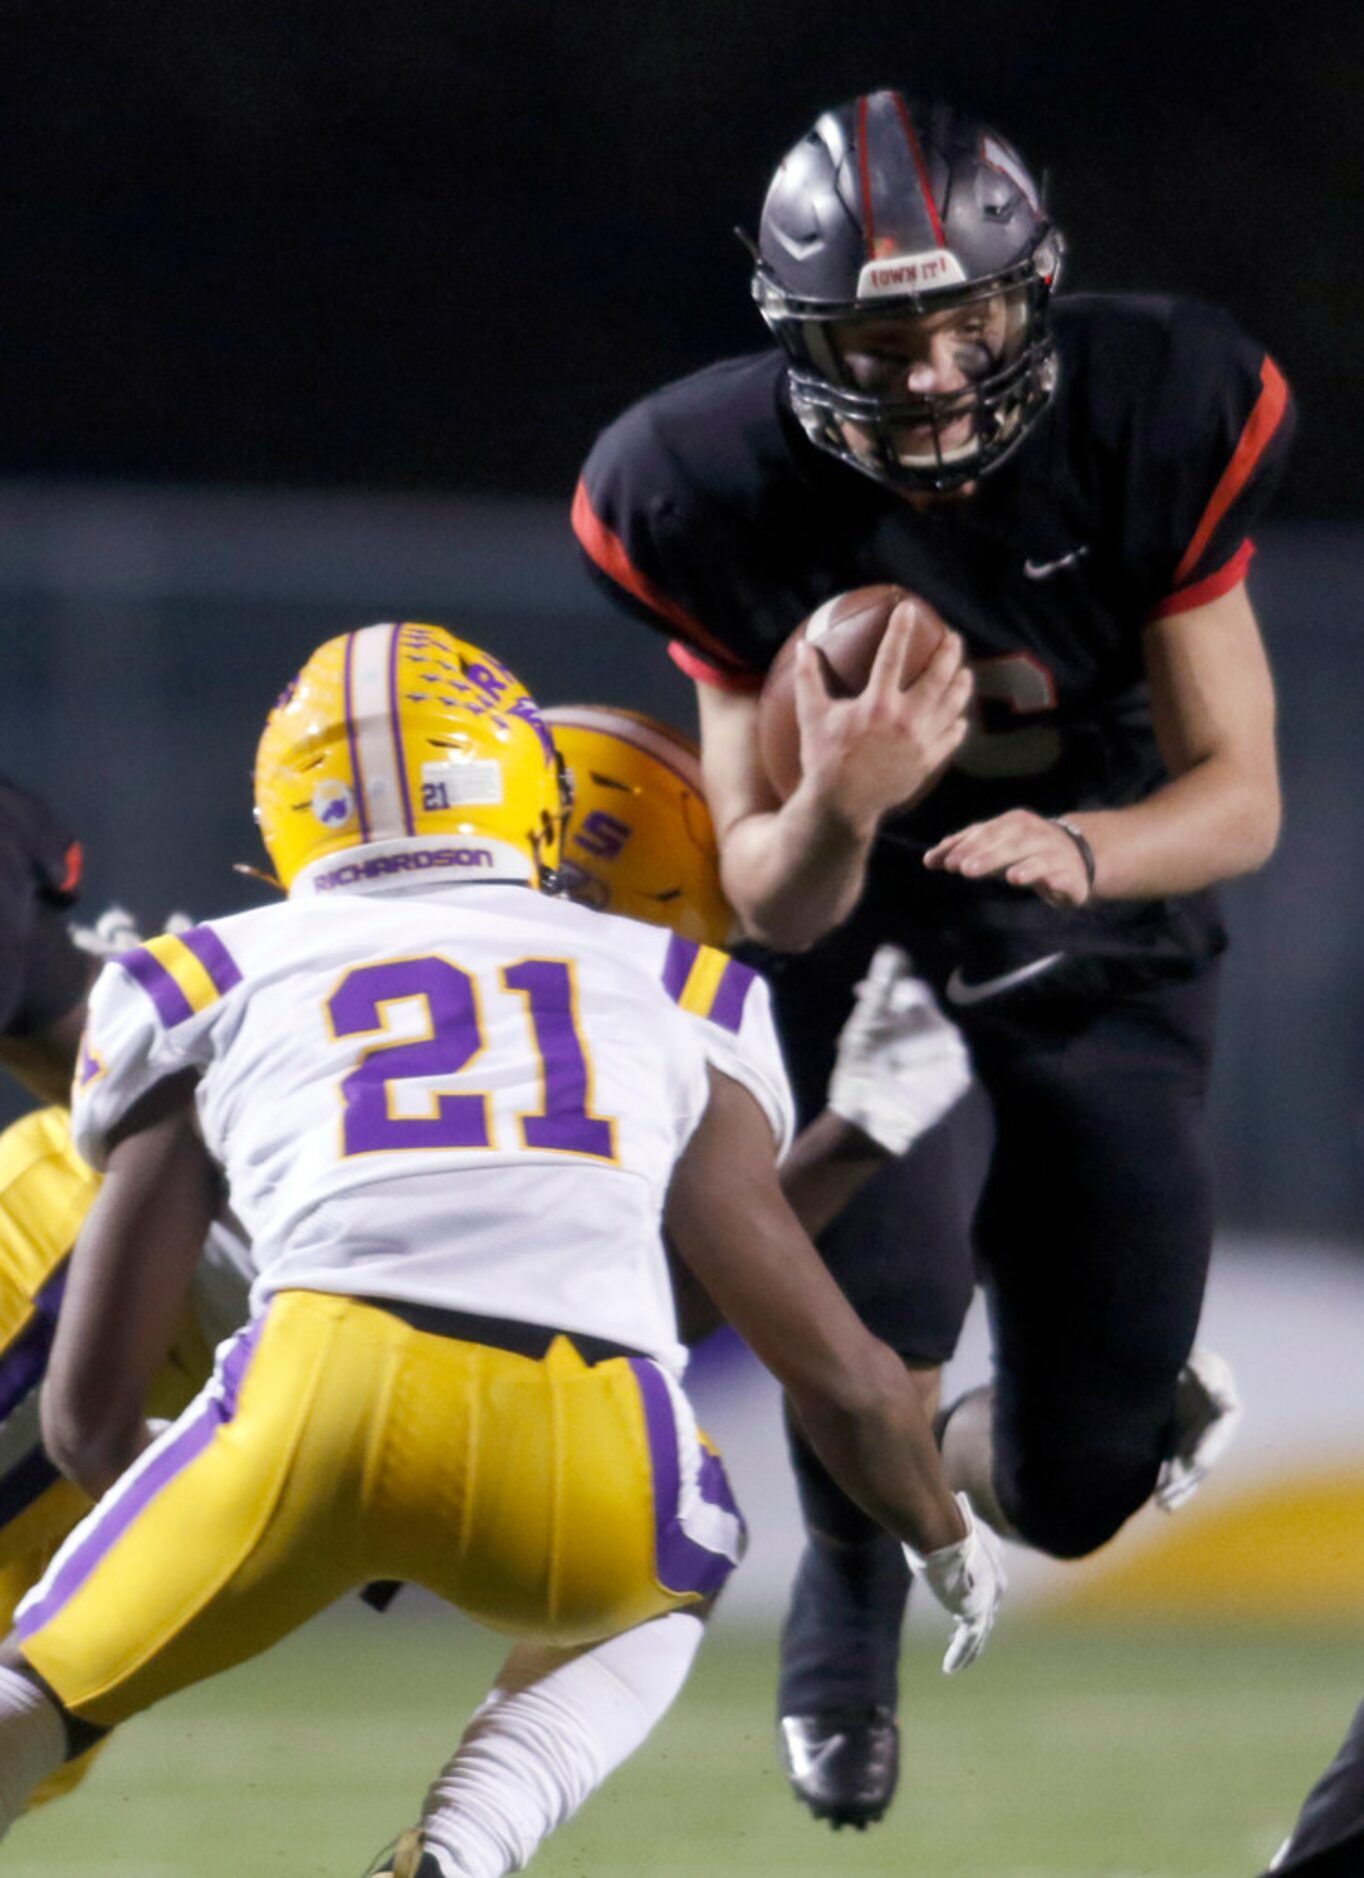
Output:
top-left (757, 584), bottom-right (950, 800)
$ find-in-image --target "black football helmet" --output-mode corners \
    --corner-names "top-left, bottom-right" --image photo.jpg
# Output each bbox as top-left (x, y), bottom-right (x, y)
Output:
top-left (750, 92), bottom-right (1064, 494)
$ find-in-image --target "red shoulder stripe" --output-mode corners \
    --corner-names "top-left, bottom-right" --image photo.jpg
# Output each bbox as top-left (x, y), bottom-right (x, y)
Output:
top-left (668, 642), bottom-right (763, 693)
top-left (572, 478), bottom-right (752, 674)
top-left (1172, 357), bottom-right (1289, 588)
top-left (1149, 539), bottom-right (1255, 622)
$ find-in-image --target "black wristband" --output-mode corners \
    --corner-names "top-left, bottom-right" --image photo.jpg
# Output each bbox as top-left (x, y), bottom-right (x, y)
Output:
top-left (1050, 816), bottom-right (1097, 894)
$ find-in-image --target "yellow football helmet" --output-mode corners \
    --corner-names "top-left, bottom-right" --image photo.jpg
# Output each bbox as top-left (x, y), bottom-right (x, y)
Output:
top-left (546, 705), bottom-right (733, 946)
top-left (255, 623), bottom-right (566, 895)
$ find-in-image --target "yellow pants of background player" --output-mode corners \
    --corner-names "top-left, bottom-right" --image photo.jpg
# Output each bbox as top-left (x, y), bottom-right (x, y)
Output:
top-left (16, 1288), bottom-right (743, 1732)
top-left (0, 1105), bottom-right (214, 1799)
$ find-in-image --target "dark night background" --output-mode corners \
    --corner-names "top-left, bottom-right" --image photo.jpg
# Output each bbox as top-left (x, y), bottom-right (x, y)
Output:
top-left (1, 1), bottom-right (1362, 1231)
top-left (3, 0), bottom-right (1361, 513)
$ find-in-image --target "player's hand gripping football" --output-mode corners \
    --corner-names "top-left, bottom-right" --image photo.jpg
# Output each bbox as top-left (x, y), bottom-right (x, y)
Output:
top-left (793, 607), bottom-right (972, 833)
top-left (924, 808), bottom-right (1095, 907)
top-left (903, 1491), bottom-right (1007, 1674)
top-left (829, 945), bottom-right (972, 1155)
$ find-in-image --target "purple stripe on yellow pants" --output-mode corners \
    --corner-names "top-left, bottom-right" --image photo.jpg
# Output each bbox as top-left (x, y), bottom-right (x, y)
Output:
top-left (16, 1316), bottom-right (264, 1643)
top-left (629, 1356), bottom-right (745, 1598)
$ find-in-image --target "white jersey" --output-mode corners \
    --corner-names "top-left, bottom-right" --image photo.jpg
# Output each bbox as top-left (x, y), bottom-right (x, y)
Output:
top-left (72, 883), bottom-right (793, 1375)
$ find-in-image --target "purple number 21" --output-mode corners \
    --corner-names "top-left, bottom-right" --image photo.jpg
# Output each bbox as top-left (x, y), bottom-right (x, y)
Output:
top-left (327, 954), bottom-right (616, 1162)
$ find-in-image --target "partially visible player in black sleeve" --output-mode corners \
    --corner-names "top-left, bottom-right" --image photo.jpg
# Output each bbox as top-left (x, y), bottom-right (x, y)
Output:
top-left (575, 90), bottom-right (1293, 1830)
top-left (1259, 1703), bottom-right (1364, 1873)
top-left (0, 780), bottom-right (92, 1104)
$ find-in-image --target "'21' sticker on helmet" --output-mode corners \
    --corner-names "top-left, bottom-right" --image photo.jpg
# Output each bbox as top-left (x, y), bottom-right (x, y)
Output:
top-left (422, 760), bottom-right (505, 811)
top-left (312, 780), bottom-right (355, 828)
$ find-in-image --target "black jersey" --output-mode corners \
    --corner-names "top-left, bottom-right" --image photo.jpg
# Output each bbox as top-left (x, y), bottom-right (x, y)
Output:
top-left (0, 779), bottom-right (87, 1038)
top-left (574, 294), bottom-right (1294, 973)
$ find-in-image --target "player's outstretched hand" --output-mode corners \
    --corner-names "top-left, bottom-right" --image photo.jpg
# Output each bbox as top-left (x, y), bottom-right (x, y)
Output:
top-left (70, 906), bottom-right (198, 961)
top-left (1154, 1347), bottom-right (1242, 1512)
top-left (793, 614), bottom-right (972, 832)
top-left (69, 903), bottom-right (145, 959)
top-left (829, 945), bottom-right (972, 1155)
top-left (924, 808), bottom-right (1094, 907)
top-left (904, 1492), bottom-right (1007, 1674)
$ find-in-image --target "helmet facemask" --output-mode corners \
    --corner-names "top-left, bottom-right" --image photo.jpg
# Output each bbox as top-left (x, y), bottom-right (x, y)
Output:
top-left (758, 247), bottom-right (1062, 495)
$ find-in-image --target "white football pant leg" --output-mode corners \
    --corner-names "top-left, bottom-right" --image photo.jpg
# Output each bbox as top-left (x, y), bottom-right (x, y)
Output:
top-left (419, 1609), bottom-right (705, 1878)
top-left (0, 1665), bottom-right (67, 1836)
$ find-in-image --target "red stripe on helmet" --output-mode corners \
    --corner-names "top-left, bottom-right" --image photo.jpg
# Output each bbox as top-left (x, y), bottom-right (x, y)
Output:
top-left (891, 92), bottom-right (947, 248)
top-left (59, 841), bottom-right (83, 895)
top-left (1172, 357), bottom-right (1290, 588)
top-left (856, 95), bottom-right (878, 258)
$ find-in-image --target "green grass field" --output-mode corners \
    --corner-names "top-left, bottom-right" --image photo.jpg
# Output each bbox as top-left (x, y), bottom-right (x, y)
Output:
top-left (11, 1602), bottom-right (1359, 1877)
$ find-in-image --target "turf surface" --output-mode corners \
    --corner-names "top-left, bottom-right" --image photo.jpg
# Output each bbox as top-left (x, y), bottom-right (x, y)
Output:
top-left (11, 1602), bottom-right (1359, 1876)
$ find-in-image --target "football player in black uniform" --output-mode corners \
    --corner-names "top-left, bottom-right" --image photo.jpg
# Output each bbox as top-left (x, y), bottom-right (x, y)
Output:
top-left (1262, 1706), bottom-right (1364, 1873)
top-left (574, 90), bottom-right (1294, 1829)
top-left (0, 780), bottom-right (91, 1107)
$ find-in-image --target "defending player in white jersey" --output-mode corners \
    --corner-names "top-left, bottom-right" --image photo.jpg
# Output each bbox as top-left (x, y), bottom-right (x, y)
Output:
top-left (0, 624), bottom-right (1002, 1878)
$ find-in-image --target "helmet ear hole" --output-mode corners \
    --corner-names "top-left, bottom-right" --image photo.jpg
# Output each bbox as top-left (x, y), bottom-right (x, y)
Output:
top-left (1035, 230), bottom-right (1065, 291)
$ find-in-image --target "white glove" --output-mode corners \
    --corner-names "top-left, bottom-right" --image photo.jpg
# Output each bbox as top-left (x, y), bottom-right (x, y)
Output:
top-left (829, 945), bottom-right (972, 1155)
top-left (1154, 1347), bottom-right (1242, 1513)
top-left (904, 1492), bottom-right (1007, 1674)
top-left (68, 903), bottom-right (145, 960)
top-left (69, 905), bottom-right (196, 961)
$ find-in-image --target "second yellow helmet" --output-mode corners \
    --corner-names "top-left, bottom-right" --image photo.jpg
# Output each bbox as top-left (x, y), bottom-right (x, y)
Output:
top-left (547, 705), bottom-right (732, 947)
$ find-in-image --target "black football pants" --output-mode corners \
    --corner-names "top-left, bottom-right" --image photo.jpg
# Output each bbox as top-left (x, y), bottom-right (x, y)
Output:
top-left (772, 956), bottom-right (1220, 1561)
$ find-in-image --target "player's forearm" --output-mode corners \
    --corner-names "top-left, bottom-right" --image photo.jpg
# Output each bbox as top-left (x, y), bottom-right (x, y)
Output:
top-left (42, 1395), bottom-right (153, 1500)
top-left (779, 1109), bottom-right (888, 1239)
top-left (788, 1344), bottom-right (966, 1557)
top-left (1072, 753), bottom-right (1281, 899)
top-left (719, 785), bottom-right (875, 950)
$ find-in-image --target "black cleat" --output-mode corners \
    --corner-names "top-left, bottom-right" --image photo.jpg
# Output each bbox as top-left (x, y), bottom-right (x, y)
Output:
top-left (778, 1705), bottom-right (900, 1829)
top-left (777, 1531), bottom-right (908, 1827)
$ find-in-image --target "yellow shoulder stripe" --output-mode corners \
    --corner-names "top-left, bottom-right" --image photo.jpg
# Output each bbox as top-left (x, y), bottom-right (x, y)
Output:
top-left (674, 945), bottom-right (731, 1020)
top-left (141, 932), bottom-right (225, 1017)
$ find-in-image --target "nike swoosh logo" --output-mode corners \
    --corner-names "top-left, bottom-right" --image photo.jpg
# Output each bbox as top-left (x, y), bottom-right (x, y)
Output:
top-left (1023, 547), bottom-right (1089, 579)
top-left (803, 1736), bottom-right (845, 1775)
top-left (944, 954), bottom-right (1066, 1006)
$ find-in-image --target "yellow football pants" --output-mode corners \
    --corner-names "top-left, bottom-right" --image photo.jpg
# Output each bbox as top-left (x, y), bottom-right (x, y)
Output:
top-left (17, 1289), bottom-right (743, 1731)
